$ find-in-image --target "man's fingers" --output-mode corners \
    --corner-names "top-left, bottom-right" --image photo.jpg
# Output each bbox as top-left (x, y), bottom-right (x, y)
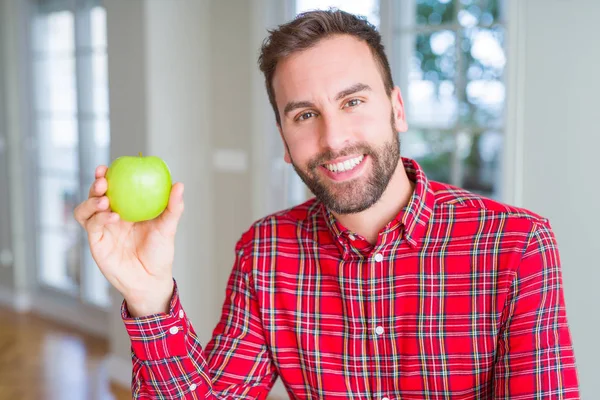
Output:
top-left (95, 165), bottom-right (108, 179)
top-left (88, 177), bottom-right (107, 198)
top-left (166, 182), bottom-right (184, 214)
top-left (74, 196), bottom-right (110, 225)
top-left (84, 210), bottom-right (120, 242)
top-left (87, 165), bottom-right (108, 198)
top-left (157, 182), bottom-right (184, 237)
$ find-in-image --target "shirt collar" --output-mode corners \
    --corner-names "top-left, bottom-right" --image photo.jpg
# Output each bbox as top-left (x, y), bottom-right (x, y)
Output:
top-left (321, 157), bottom-right (434, 250)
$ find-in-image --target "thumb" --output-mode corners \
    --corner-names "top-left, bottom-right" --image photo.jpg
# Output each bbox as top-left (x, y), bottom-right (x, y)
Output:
top-left (157, 182), bottom-right (184, 237)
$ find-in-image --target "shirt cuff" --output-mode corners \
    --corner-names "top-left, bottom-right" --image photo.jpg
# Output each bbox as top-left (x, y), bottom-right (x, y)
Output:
top-left (121, 279), bottom-right (189, 361)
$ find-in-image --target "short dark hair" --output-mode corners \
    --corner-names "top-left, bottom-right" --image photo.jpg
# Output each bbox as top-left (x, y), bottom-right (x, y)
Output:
top-left (258, 8), bottom-right (394, 125)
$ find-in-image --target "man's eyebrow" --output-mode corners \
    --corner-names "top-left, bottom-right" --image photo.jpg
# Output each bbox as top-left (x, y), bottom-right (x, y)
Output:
top-left (283, 83), bottom-right (372, 116)
top-left (284, 101), bottom-right (315, 116)
top-left (334, 83), bottom-right (372, 101)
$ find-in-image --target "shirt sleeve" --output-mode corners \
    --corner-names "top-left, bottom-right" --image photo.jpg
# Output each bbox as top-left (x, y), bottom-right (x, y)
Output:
top-left (121, 238), bottom-right (278, 399)
top-left (493, 220), bottom-right (580, 399)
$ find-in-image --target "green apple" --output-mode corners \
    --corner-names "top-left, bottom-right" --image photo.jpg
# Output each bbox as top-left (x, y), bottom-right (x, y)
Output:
top-left (105, 153), bottom-right (172, 222)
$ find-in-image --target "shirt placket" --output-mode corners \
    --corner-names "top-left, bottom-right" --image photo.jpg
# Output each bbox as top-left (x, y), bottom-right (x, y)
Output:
top-left (367, 246), bottom-right (394, 400)
top-left (338, 236), bottom-right (370, 399)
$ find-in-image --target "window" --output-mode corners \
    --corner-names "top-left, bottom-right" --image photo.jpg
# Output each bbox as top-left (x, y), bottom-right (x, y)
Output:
top-left (391, 0), bottom-right (506, 197)
top-left (32, 0), bottom-right (110, 307)
top-left (284, 0), bottom-right (506, 204)
top-left (296, 0), bottom-right (380, 27)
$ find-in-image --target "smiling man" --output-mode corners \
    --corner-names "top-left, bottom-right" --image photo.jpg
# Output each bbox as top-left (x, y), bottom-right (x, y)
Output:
top-left (75, 8), bottom-right (580, 400)
top-left (272, 33), bottom-right (411, 243)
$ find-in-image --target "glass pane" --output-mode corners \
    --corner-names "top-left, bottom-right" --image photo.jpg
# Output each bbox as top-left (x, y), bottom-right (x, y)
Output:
top-left (90, 6), bottom-right (107, 48)
top-left (34, 56), bottom-right (77, 114)
top-left (83, 244), bottom-right (110, 307)
top-left (457, 3), bottom-right (480, 28)
top-left (78, 118), bottom-right (110, 177)
top-left (33, 11), bottom-right (75, 54)
top-left (407, 30), bottom-right (458, 129)
top-left (76, 50), bottom-right (109, 116)
top-left (94, 117), bottom-right (110, 165)
top-left (458, 0), bottom-right (504, 27)
top-left (416, 0), bottom-right (456, 25)
top-left (38, 175), bottom-right (80, 231)
top-left (295, 0), bottom-right (380, 27)
top-left (93, 52), bottom-right (109, 116)
top-left (460, 130), bottom-right (502, 196)
top-left (474, 0), bottom-right (504, 25)
top-left (39, 229), bottom-right (80, 292)
top-left (460, 26), bottom-right (506, 128)
top-left (37, 117), bottom-right (79, 174)
top-left (402, 129), bottom-right (454, 184)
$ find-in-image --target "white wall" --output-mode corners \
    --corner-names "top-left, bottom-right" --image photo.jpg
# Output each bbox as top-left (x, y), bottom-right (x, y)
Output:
top-left (0, 0), bottom-right (37, 310)
top-left (507, 0), bottom-right (600, 397)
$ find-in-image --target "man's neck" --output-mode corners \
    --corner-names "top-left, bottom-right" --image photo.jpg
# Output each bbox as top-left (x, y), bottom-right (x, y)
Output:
top-left (332, 160), bottom-right (415, 245)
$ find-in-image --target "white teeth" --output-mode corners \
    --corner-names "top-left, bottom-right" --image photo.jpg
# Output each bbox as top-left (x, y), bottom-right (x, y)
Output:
top-left (324, 155), bottom-right (364, 173)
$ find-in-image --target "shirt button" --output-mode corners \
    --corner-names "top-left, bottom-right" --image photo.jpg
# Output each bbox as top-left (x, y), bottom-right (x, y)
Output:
top-left (348, 234), bottom-right (356, 241)
top-left (169, 326), bottom-right (179, 335)
top-left (190, 383), bottom-right (198, 391)
top-left (375, 326), bottom-right (385, 336)
top-left (178, 310), bottom-right (184, 319)
top-left (374, 253), bottom-right (383, 262)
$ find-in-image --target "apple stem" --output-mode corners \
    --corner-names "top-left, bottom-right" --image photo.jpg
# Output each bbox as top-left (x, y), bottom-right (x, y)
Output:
top-left (139, 152), bottom-right (142, 157)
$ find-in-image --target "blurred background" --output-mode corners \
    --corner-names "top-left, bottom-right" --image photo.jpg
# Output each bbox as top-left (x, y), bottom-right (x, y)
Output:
top-left (0, 0), bottom-right (597, 398)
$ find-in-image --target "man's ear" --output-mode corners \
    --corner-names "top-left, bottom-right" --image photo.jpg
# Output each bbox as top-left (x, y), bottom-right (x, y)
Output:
top-left (391, 86), bottom-right (408, 133)
top-left (277, 124), bottom-right (292, 164)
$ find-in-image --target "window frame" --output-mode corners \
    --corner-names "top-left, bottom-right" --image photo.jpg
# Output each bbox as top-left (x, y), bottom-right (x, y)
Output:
top-left (29, 0), bottom-right (111, 312)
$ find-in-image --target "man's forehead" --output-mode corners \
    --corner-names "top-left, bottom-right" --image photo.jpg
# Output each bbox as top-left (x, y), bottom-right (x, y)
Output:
top-left (275, 35), bottom-right (372, 75)
top-left (272, 37), bottom-right (379, 100)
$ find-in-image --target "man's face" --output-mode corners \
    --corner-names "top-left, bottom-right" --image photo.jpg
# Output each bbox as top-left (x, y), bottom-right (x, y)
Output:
top-left (273, 34), bottom-right (409, 214)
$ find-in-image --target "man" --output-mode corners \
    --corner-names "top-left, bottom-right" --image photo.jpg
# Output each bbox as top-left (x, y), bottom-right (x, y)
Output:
top-left (74, 9), bottom-right (580, 399)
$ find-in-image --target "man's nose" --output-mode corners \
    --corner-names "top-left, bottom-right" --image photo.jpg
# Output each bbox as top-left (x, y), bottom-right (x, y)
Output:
top-left (318, 112), bottom-right (351, 152)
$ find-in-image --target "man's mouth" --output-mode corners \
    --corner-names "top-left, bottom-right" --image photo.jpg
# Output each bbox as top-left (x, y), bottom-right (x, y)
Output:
top-left (322, 154), bottom-right (365, 174)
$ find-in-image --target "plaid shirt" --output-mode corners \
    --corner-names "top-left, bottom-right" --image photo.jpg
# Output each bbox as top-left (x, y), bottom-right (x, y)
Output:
top-left (122, 157), bottom-right (579, 399)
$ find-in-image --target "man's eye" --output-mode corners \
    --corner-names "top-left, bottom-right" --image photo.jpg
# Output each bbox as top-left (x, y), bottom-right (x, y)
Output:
top-left (297, 111), bottom-right (316, 121)
top-left (345, 99), bottom-right (363, 108)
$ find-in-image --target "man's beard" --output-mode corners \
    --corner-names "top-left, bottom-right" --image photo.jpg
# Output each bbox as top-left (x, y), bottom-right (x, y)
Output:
top-left (288, 116), bottom-right (401, 215)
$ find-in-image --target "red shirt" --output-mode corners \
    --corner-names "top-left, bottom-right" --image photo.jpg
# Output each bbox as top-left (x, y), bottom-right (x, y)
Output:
top-left (122, 157), bottom-right (580, 399)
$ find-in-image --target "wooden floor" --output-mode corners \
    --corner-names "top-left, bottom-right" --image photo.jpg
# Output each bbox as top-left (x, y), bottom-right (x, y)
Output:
top-left (0, 306), bottom-right (131, 400)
